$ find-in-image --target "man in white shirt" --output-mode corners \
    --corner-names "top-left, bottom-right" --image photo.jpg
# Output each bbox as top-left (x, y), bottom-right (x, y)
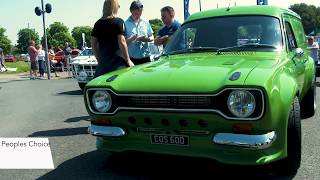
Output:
top-left (307, 36), bottom-right (319, 66)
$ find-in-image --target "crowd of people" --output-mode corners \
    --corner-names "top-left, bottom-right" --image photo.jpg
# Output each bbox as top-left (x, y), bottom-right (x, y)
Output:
top-left (26, 40), bottom-right (75, 79)
top-left (92, 0), bottom-right (181, 78)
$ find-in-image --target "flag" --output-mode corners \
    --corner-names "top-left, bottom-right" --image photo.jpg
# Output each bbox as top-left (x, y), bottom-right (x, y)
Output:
top-left (184, 0), bottom-right (190, 20)
top-left (257, 0), bottom-right (268, 5)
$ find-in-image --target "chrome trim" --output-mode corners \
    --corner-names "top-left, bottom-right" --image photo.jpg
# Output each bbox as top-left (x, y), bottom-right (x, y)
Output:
top-left (136, 127), bottom-right (168, 134)
top-left (213, 131), bottom-right (276, 149)
top-left (175, 130), bottom-right (210, 135)
top-left (85, 88), bottom-right (265, 121)
top-left (88, 125), bottom-right (126, 137)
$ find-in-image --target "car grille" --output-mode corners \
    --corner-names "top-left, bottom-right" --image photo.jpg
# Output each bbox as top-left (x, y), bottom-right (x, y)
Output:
top-left (121, 95), bottom-right (214, 109)
top-left (72, 64), bottom-right (96, 78)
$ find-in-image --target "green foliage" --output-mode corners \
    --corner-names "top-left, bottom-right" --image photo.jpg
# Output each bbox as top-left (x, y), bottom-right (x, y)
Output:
top-left (48, 32), bottom-right (76, 49)
top-left (149, 19), bottom-right (163, 36)
top-left (0, 27), bottom-right (12, 54)
top-left (46, 22), bottom-right (76, 49)
top-left (16, 28), bottom-right (40, 54)
top-left (71, 26), bottom-right (92, 49)
top-left (48, 22), bottom-right (69, 35)
top-left (289, 3), bottom-right (320, 35)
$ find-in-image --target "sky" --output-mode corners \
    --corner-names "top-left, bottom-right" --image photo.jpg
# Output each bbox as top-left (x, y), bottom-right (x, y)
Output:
top-left (0, 0), bottom-right (319, 45)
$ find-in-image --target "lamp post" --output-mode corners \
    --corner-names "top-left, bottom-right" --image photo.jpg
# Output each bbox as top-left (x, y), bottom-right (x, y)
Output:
top-left (35, 0), bottom-right (52, 80)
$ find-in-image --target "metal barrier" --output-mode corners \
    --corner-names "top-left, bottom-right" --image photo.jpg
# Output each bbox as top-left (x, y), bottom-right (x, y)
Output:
top-left (64, 55), bottom-right (74, 78)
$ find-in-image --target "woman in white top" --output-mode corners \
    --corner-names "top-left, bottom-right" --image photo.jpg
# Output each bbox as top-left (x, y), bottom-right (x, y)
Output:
top-left (37, 45), bottom-right (45, 77)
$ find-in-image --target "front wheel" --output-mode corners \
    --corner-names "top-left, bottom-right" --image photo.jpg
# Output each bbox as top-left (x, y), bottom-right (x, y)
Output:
top-left (300, 80), bottom-right (316, 119)
top-left (78, 82), bottom-right (86, 91)
top-left (274, 96), bottom-right (301, 174)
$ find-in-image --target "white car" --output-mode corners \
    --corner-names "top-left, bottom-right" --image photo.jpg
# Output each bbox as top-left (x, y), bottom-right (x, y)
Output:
top-left (70, 48), bottom-right (97, 90)
top-left (72, 44), bottom-right (162, 90)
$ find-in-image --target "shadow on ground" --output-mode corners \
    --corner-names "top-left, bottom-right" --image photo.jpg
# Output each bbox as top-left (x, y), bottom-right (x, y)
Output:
top-left (64, 116), bottom-right (91, 123)
top-left (56, 90), bottom-right (83, 96)
top-left (28, 127), bottom-right (88, 137)
top-left (38, 151), bottom-right (296, 180)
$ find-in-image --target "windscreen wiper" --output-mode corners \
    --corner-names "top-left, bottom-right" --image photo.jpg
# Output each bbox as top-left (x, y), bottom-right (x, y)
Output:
top-left (167, 46), bottom-right (220, 55)
top-left (217, 43), bottom-right (278, 55)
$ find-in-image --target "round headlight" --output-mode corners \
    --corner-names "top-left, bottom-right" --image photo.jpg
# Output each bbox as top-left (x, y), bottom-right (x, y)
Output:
top-left (92, 91), bottom-right (112, 113)
top-left (227, 90), bottom-right (256, 118)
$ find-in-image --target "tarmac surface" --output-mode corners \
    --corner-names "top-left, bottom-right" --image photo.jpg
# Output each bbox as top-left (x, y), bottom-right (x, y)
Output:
top-left (0, 71), bottom-right (72, 82)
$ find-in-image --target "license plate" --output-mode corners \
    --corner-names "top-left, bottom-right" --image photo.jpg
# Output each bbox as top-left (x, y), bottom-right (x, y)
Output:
top-left (151, 134), bottom-right (189, 146)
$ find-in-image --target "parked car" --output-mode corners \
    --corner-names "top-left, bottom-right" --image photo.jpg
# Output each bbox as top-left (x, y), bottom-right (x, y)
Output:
top-left (53, 49), bottom-right (81, 71)
top-left (4, 55), bottom-right (16, 62)
top-left (70, 48), bottom-right (97, 90)
top-left (85, 6), bottom-right (316, 174)
top-left (71, 49), bottom-right (81, 58)
top-left (20, 54), bottom-right (30, 62)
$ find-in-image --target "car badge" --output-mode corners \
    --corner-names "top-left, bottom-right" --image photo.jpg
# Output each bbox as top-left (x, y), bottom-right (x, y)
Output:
top-left (106, 75), bottom-right (118, 82)
top-left (229, 72), bottom-right (241, 81)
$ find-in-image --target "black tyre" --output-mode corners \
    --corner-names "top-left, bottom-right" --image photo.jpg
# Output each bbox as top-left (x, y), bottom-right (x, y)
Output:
top-left (274, 96), bottom-right (301, 174)
top-left (300, 80), bottom-right (316, 119)
top-left (78, 82), bottom-right (86, 91)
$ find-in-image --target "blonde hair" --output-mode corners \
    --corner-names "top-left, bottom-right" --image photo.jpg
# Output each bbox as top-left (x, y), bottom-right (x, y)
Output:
top-left (102, 0), bottom-right (119, 19)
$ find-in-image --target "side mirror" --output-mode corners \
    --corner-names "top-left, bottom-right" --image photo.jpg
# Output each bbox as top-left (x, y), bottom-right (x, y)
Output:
top-left (293, 48), bottom-right (304, 58)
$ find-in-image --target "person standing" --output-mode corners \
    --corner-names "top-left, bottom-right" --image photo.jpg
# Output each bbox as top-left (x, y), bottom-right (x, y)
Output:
top-left (48, 45), bottom-right (59, 77)
top-left (62, 42), bottom-right (72, 72)
top-left (0, 48), bottom-right (8, 72)
top-left (307, 36), bottom-right (319, 66)
top-left (27, 40), bottom-right (38, 79)
top-left (92, 0), bottom-right (134, 78)
top-left (125, 1), bottom-right (154, 65)
top-left (154, 6), bottom-right (181, 47)
top-left (37, 45), bottom-right (45, 77)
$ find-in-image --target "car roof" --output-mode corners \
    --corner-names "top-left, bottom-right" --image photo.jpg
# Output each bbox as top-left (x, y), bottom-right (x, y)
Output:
top-left (185, 6), bottom-right (300, 23)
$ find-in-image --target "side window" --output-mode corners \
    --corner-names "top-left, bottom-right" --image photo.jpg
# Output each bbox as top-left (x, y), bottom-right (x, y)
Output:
top-left (285, 22), bottom-right (297, 51)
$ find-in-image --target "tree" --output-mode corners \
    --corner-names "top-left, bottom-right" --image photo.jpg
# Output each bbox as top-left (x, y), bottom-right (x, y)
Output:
top-left (0, 27), bottom-right (12, 54)
top-left (46, 22), bottom-right (76, 49)
top-left (16, 28), bottom-right (40, 53)
top-left (149, 19), bottom-right (163, 36)
top-left (49, 32), bottom-right (76, 49)
top-left (289, 3), bottom-right (320, 35)
top-left (71, 26), bottom-right (92, 49)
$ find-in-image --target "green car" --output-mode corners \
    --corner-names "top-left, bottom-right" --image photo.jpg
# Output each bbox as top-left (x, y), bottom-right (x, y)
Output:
top-left (85, 6), bottom-right (316, 173)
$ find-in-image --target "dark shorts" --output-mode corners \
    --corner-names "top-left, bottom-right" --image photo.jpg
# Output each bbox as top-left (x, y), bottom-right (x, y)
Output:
top-left (31, 61), bottom-right (38, 70)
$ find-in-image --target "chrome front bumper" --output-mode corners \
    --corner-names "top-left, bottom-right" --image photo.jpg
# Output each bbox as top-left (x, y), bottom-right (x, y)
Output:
top-left (213, 131), bottom-right (276, 149)
top-left (88, 125), bottom-right (126, 137)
